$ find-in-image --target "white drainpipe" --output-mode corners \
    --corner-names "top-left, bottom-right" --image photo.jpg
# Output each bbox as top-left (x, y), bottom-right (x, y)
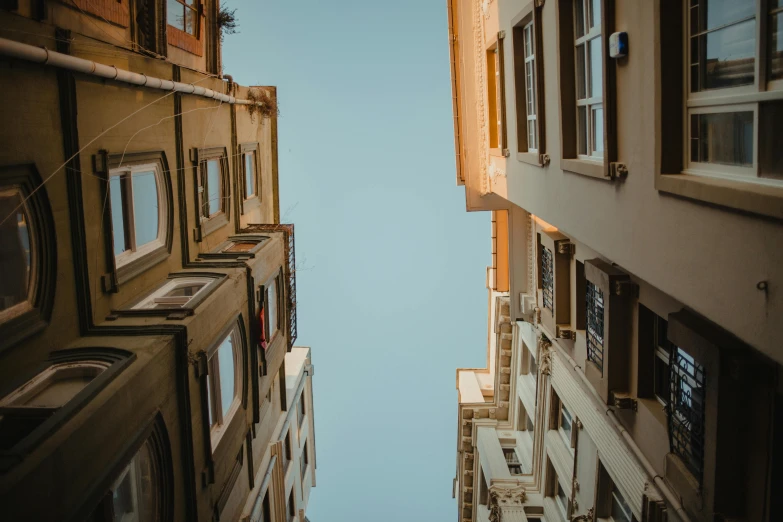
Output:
top-left (0, 36), bottom-right (256, 105)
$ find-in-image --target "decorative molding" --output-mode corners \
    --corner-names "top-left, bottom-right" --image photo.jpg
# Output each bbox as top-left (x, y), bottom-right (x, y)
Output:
top-left (472, 0), bottom-right (489, 193)
top-left (538, 335), bottom-right (553, 376)
top-left (488, 483), bottom-right (527, 522)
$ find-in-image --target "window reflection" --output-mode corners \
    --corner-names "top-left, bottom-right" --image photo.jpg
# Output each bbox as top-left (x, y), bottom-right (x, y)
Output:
top-left (0, 189), bottom-right (32, 315)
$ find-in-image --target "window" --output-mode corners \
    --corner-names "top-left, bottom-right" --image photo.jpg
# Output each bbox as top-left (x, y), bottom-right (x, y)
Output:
top-left (265, 273), bottom-right (282, 341)
top-left (537, 231), bottom-right (572, 335)
top-left (198, 235), bottom-right (269, 260)
top-left (109, 163), bottom-right (167, 270)
top-left (0, 349), bottom-right (133, 466)
top-left (195, 148), bottom-right (229, 236)
top-left (526, 412), bottom-right (535, 433)
top-left (503, 447), bottom-right (523, 475)
top-left (0, 188), bottom-right (33, 323)
top-left (653, 314), bottom-right (672, 406)
top-left (243, 150), bottom-right (257, 199)
top-left (132, 276), bottom-right (213, 310)
top-left (558, 401), bottom-right (574, 449)
top-left (610, 485), bottom-right (633, 522)
top-left (513, 5), bottom-right (545, 158)
top-left (575, 0), bottom-right (603, 159)
top-left (207, 325), bottom-right (241, 448)
top-left (167, 0), bottom-right (198, 36)
top-left (586, 280), bottom-right (605, 373)
top-left (260, 492), bottom-right (271, 522)
top-left (283, 430), bottom-right (292, 470)
top-left (297, 394), bottom-right (305, 429)
top-left (300, 439), bottom-right (309, 479)
top-left (487, 38), bottom-right (507, 151)
top-left (556, 480), bottom-right (569, 521)
top-left (287, 489), bottom-right (295, 522)
top-left (597, 462), bottom-right (636, 522)
top-left (109, 439), bottom-right (158, 522)
top-left (669, 345), bottom-right (706, 483)
top-left (541, 246), bottom-right (554, 312)
top-left (685, 0), bottom-right (783, 183)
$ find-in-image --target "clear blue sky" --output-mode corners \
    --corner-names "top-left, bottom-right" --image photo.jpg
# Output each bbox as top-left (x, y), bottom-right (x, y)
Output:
top-left (223, 2), bottom-right (488, 519)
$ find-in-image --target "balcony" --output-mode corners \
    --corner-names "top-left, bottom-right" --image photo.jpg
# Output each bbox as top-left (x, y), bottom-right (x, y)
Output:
top-left (242, 223), bottom-right (298, 350)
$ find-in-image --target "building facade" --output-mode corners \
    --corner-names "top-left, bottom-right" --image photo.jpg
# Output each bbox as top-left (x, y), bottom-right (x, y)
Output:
top-left (0, 0), bottom-right (316, 520)
top-left (449, 1), bottom-right (782, 521)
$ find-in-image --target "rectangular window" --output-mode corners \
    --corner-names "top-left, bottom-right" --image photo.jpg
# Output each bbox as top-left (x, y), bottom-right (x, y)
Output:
top-left (503, 447), bottom-right (523, 475)
top-left (301, 440), bottom-right (309, 479)
top-left (132, 276), bottom-right (212, 310)
top-left (541, 246), bottom-right (554, 312)
top-left (513, 10), bottom-right (545, 156)
top-left (196, 149), bottom-right (229, 232)
top-left (260, 492), bottom-right (271, 522)
top-left (283, 430), bottom-right (292, 470)
top-left (586, 280), bottom-right (605, 374)
top-left (487, 45), bottom-right (502, 149)
top-left (167, 0), bottom-right (198, 36)
top-left (653, 314), bottom-right (672, 405)
top-left (556, 480), bottom-right (569, 520)
top-left (685, 0), bottom-right (783, 183)
top-left (298, 394), bottom-right (306, 429)
top-left (575, 0), bottom-right (603, 159)
top-left (559, 401), bottom-right (574, 449)
top-left (266, 275), bottom-right (280, 340)
top-left (207, 325), bottom-right (241, 447)
top-left (669, 345), bottom-right (707, 483)
top-left (244, 151), bottom-right (257, 199)
top-left (287, 489), bottom-right (295, 522)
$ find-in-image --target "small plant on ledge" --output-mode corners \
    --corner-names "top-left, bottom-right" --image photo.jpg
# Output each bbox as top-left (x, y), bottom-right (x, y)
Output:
top-left (217, 6), bottom-right (239, 41)
top-left (247, 87), bottom-right (280, 122)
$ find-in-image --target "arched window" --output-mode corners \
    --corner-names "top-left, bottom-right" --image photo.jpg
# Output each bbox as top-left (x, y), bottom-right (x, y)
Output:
top-left (0, 164), bottom-right (56, 352)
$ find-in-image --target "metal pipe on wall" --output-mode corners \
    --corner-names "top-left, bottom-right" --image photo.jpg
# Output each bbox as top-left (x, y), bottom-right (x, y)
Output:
top-left (0, 36), bottom-right (258, 105)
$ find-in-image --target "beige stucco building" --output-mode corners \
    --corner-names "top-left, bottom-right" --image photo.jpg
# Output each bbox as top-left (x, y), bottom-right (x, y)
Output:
top-left (449, 1), bottom-right (782, 521)
top-left (0, 0), bottom-right (316, 520)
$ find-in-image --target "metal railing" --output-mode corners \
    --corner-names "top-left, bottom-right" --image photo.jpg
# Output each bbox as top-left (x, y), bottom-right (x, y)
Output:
top-left (244, 223), bottom-right (298, 350)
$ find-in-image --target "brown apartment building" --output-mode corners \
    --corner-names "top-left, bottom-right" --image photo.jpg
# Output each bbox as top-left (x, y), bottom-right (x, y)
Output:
top-left (0, 0), bottom-right (316, 520)
top-left (449, 1), bottom-right (782, 522)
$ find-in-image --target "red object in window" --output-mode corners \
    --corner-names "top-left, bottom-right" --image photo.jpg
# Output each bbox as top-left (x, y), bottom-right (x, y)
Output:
top-left (259, 306), bottom-right (267, 350)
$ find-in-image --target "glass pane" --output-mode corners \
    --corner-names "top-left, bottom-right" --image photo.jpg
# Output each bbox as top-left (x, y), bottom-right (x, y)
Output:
top-left (577, 106), bottom-right (587, 155)
top-left (611, 491), bottom-right (632, 522)
top-left (700, 0), bottom-right (755, 32)
top-left (165, 282), bottom-right (206, 298)
top-left (771, 12), bottom-right (783, 81)
top-left (528, 120), bottom-right (537, 150)
top-left (590, 0), bottom-right (601, 29)
top-left (245, 153), bottom-right (255, 197)
top-left (696, 18), bottom-right (756, 90)
top-left (0, 190), bottom-right (31, 311)
top-left (575, 0), bottom-right (586, 38)
top-left (109, 176), bottom-right (127, 256)
top-left (576, 44), bottom-right (587, 99)
top-left (132, 170), bottom-right (159, 248)
top-left (759, 101), bottom-right (783, 179)
top-left (185, 7), bottom-right (197, 36)
top-left (217, 335), bottom-right (236, 418)
top-left (589, 36), bottom-right (602, 98)
top-left (167, 0), bottom-right (184, 30)
top-left (206, 377), bottom-right (213, 425)
top-left (134, 442), bottom-right (157, 522)
top-left (112, 467), bottom-right (137, 520)
top-left (692, 111), bottom-right (753, 166)
top-left (207, 159), bottom-right (221, 216)
top-left (592, 105), bottom-right (604, 154)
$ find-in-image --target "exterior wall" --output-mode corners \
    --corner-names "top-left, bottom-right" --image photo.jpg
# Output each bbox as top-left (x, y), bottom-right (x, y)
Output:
top-left (450, 3), bottom-right (783, 520)
top-left (0, 3), bottom-right (314, 521)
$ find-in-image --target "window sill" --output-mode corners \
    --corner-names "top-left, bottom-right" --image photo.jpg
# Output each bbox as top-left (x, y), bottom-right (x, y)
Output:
top-left (561, 158), bottom-right (609, 180)
top-left (517, 151), bottom-right (546, 168)
top-left (657, 172), bottom-right (783, 220)
top-left (489, 148), bottom-right (507, 158)
top-left (211, 399), bottom-right (241, 453)
top-left (115, 243), bottom-right (169, 285)
top-left (203, 213), bottom-right (230, 237)
top-left (242, 195), bottom-right (261, 214)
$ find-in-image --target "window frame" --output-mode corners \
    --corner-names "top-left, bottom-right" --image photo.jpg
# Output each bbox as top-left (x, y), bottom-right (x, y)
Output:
top-left (206, 321), bottom-right (243, 451)
top-left (556, 0), bottom-right (621, 180)
top-left (574, 0), bottom-right (604, 161)
top-left (117, 272), bottom-right (226, 318)
top-left (193, 147), bottom-right (230, 238)
top-left (197, 234), bottom-right (270, 260)
top-left (0, 164), bottom-right (56, 353)
top-left (287, 488), bottom-right (295, 522)
top-left (264, 269), bottom-right (284, 345)
top-left (486, 34), bottom-right (508, 154)
top-left (101, 151), bottom-right (173, 290)
top-left (537, 231), bottom-right (572, 337)
top-left (512, 3), bottom-right (547, 164)
top-left (166, 0), bottom-right (199, 37)
top-left (682, 0), bottom-right (783, 186)
top-left (300, 439), bottom-right (309, 479)
top-left (0, 348), bottom-right (136, 471)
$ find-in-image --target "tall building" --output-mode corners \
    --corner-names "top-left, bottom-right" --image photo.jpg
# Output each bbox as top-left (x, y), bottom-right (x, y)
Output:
top-left (448, 1), bottom-right (782, 521)
top-left (0, 1), bottom-right (316, 520)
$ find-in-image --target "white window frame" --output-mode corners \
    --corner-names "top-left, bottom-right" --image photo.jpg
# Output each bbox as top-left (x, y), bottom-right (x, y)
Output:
top-left (199, 157), bottom-right (225, 221)
top-left (523, 21), bottom-right (539, 152)
top-left (683, 0), bottom-right (783, 186)
top-left (266, 274), bottom-right (281, 342)
top-left (556, 479), bottom-right (569, 521)
top-left (0, 360), bottom-right (110, 409)
top-left (558, 401), bottom-right (574, 450)
top-left (110, 163), bottom-right (167, 269)
top-left (207, 324), bottom-right (242, 451)
top-left (574, 0), bottom-right (603, 161)
top-left (132, 276), bottom-right (213, 310)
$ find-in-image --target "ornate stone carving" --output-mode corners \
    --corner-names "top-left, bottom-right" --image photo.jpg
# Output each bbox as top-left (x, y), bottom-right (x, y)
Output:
top-left (571, 508), bottom-right (595, 522)
top-left (488, 484), bottom-right (527, 522)
top-left (535, 0), bottom-right (545, 7)
top-left (538, 335), bottom-right (553, 376)
top-left (489, 408), bottom-right (497, 419)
